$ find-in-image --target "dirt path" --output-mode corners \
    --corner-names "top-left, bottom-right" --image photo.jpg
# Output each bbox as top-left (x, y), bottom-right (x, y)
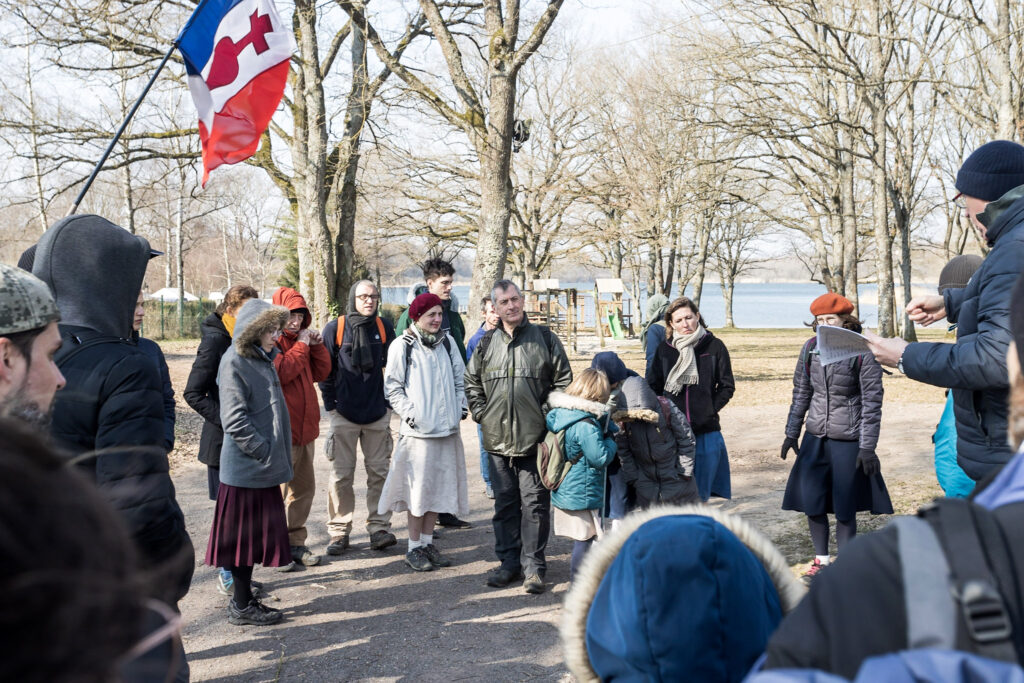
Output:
top-left (161, 331), bottom-right (947, 682)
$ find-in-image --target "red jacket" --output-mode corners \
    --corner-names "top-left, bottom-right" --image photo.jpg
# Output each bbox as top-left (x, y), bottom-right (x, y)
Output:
top-left (272, 287), bottom-right (332, 446)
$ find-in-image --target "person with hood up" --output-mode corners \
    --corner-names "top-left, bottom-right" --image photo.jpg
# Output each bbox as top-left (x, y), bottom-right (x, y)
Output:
top-left (641, 293), bottom-right (670, 377)
top-left (590, 351), bottom-right (638, 527)
top-left (32, 214), bottom-right (194, 678)
top-left (781, 292), bottom-right (892, 581)
top-left (560, 505), bottom-right (805, 683)
top-left (612, 374), bottom-right (699, 508)
top-left (319, 280), bottom-right (398, 554)
top-left (183, 284), bottom-right (260, 597)
top-left (647, 296), bottom-right (736, 501)
top-left (379, 293), bottom-right (470, 572)
top-left (205, 298), bottom-right (293, 626)
top-left (271, 286), bottom-right (332, 571)
top-left (866, 140), bottom-right (1024, 481)
top-left (394, 257), bottom-right (471, 529)
top-left (547, 368), bottom-right (618, 581)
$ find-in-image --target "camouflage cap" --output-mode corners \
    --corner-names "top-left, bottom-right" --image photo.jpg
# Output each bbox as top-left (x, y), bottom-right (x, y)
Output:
top-left (0, 263), bottom-right (60, 335)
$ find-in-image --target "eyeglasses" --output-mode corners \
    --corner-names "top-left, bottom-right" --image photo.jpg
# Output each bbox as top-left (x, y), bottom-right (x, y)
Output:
top-left (355, 294), bottom-right (380, 302)
top-left (952, 193), bottom-right (966, 209)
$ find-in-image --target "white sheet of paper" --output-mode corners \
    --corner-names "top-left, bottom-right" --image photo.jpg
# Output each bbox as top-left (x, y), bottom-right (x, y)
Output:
top-left (816, 326), bottom-right (871, 366)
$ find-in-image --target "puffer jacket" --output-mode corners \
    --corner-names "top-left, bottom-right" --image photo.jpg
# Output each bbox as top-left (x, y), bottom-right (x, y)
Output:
top-left (547, 392), bottom-right (618, 512)
top-left (647, 330), bottom-right (735, 434)
top-left (183, 312), bottom-right (231, 467)
top-left (271, 287), bottom-right (332, 446)
top-left (612, 376), bottom-right (697, 506)
top-left (217, 300), bottom-right (294, 489)
top-left (784, 339), bottom-right (883, 450)
top-left (901, 185), bottom-right (1024, 479)
top-left (465, 318), bottom-right (573, 457)
top-left (33, 213), bottom-right (193, 604)
top-left (385, 326), bottom-right (467, 438)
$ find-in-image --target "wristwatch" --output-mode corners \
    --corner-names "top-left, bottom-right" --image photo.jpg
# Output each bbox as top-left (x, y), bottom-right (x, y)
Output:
top-left (896, 353), bottom-right (905, 374)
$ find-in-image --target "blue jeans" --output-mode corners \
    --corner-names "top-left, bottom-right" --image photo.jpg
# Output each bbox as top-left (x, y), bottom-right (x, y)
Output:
top-left (478, 425), bottom-right (491, 487)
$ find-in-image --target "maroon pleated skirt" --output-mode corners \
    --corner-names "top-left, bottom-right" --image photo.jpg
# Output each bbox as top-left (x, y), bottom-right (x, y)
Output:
top-left (205, 484), bottom-right (292, 568)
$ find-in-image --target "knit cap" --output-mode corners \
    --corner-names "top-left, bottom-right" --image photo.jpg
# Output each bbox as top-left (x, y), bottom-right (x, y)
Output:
top-left (955, 140), bottom-right (1024, 202)
top-left (0, 263), bottom-right (60, 335)
top-left (809, 292), bottom-right (854, 317)
top-left (937, 254), bottom-right (983, 294)
top-left (408, 293), bottom-right (442, 321)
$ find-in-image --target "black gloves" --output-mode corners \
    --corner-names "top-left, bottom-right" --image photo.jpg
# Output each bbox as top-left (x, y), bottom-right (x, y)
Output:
top-left (857, 449), bottom-right (880, 476)
top-left (780, 436), bottom-right (799, 460)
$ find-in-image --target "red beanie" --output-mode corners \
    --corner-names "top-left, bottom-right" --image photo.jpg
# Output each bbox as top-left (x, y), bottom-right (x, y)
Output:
top-left (810, 292), bottom-right (854, 316)
top-left (409, 292), bottom-right (443, 321)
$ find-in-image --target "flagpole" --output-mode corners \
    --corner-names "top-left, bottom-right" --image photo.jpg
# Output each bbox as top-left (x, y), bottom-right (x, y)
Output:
top-left (66, 42), bottom-right (179, 217)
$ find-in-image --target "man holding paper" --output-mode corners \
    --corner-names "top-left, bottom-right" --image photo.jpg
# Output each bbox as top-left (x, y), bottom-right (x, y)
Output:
top-left (865, 140), bottom-right (1024, 481)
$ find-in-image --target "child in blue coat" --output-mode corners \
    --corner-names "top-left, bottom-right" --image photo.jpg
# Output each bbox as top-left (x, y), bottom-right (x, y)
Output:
top-left (547, 368), bottom-right (618, 580)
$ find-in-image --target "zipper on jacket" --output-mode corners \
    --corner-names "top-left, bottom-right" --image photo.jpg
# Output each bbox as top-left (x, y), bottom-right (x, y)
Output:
top-left (685, 386), bottom-right (691, 422)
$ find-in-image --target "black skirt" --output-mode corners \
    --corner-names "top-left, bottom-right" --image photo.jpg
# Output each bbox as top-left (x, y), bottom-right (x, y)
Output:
top-left (782, 434), bottom-right (893, 519)
top-left (205, 484), bottom-right (292, 568)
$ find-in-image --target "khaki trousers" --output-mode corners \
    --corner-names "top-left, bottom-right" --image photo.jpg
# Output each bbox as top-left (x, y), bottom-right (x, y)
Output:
top-left (325, 410), bottom-right (393, 538)
top-left (280, 442), bottom-right (316, 547)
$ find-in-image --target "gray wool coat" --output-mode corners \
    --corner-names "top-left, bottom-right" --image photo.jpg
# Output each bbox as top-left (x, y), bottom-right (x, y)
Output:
top-left (784, 340), bottom-right (883, 451)
top-left (217, 299), bottom-right (294, 489)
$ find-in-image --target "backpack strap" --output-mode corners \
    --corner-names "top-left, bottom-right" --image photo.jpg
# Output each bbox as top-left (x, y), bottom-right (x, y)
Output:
top-left (931, 499), bottom-right (1020, 662)
top-left (403, 333), bottom-right (455, 384)
top-left (894, 515), bottom-right (957, 649)
top-left (799, 338), bottom-right (817, 378)
top-left (335, 315), bottom-right (388, 348)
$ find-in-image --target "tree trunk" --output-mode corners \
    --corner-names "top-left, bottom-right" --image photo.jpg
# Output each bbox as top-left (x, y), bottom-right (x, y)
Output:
top-left (869, 0), bottom-right (895, 336)
top-left (692, 212), bottom-right (713, 307)
top-left (722, 270), bottom-right (736, 328)
top-left (164, 225), bottom-right (172, 289)
top-left (466, 70), bottom-right (516, 333)
top-left (221, 222), bottom-right (232, 289)
top-left (175, 182), bottom-right (185, 333)
top-left (994, 0), bottom-right (1015, 139)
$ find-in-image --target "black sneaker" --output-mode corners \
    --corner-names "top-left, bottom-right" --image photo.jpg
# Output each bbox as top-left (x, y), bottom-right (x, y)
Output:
top-left (228, 599), bottom-right (282, 626)
top-left (485, 566), bottom-right (524, 588)
top-left (326, 535), bottom-right (349, 555)
top-left (524, 574), bottom-right (546, 594)
top-left (370, 529), bottom-right (397, 550)
top-left (421, 544), bottom-right (452, 568)
top-left (405, 547), bottom-right (435, 572)
top-left (437, 513), bottom-right (471, 529)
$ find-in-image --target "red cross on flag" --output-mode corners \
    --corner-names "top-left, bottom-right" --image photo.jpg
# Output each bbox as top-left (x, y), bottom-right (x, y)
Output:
top-left (177, 0), bottom-right (294, 186)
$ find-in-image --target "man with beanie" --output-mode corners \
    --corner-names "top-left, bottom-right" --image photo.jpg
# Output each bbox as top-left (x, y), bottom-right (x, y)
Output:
top-left (0, 263), bottom-right (65, 424)
top-left (271, 286), bottom-right (332, 570)
top-left (32, 215), bottom-right (194, 681)
top-left (319, 280), bottom-right (398, 554)
top-left (867, 140), bottom-right (1024, 480)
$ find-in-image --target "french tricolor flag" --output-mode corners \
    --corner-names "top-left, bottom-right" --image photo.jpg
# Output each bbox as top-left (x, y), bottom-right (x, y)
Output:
top-left (177, 0), bottom-right (293, 186)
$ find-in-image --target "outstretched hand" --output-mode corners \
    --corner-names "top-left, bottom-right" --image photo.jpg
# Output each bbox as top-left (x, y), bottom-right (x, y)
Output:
top-left (862, 329), bottom-right (909, 369)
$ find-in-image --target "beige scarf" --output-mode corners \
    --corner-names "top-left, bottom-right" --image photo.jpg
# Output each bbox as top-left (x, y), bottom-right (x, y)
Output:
top-left (664, 325), bottom-right (706, 394)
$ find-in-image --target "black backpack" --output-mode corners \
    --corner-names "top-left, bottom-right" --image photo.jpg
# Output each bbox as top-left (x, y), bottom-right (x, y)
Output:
top-left (894, 498), bottom-right (1022, 663)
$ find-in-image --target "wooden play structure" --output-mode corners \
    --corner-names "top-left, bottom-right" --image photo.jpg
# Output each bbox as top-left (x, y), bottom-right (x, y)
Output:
top-left (522, 278), bottom-right (635, 352)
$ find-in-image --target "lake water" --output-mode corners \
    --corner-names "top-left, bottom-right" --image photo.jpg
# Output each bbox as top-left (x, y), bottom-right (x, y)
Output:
top-left (382, 282), bottom-right (893, 329)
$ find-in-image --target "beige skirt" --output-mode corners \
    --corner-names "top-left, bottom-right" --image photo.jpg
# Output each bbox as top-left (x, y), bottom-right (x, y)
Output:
top-left (553, 507), bottom-right (604, 542)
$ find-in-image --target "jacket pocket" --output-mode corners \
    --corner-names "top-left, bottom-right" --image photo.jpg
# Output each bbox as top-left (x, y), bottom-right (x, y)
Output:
top-left (323, 431), bottom-right (336, 462)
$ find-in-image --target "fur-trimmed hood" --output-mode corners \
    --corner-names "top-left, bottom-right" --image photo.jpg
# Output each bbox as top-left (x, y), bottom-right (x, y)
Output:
top-left (611, 375), bottom-right (661, 424)
top-left (561, 505), bottom-right (806, 683)
top-left (233, 299), bottom-right (289, 359)
top-left (547, 391), bottom-right (609, 418)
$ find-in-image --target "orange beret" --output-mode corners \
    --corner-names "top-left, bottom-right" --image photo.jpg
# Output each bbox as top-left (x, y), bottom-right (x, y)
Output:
top-left (810, 292), bottom-right (854, 316)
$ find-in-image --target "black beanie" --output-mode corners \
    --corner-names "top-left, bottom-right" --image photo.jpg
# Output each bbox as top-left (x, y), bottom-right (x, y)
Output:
top-left (937, 254), bottom-right (983, 294)
top-left (955, 140), bottom-right (1024, 202)
top-left (1013, 272), bottom-right (1024, 371)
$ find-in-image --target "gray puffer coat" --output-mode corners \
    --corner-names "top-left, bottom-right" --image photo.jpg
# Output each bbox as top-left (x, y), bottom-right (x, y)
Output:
top-left (612, 376), bottom-right (698, 507)
top-left (784, 339), bottom-right (883, 450)
top-left (217, 299), bottom-right (294, 489)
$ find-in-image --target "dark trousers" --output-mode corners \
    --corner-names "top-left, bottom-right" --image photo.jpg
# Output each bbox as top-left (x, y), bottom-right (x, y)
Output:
top-left (489, 452), bottom-right (550, 577)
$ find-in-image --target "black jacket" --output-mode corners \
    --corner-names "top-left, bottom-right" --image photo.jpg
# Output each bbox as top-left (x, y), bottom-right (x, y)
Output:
top-left (183, 312), bottom-right (231, 467)
top-left (763, 498), bottom-right (1024, 678)
top-left (33, 215), bottom-right (193, 604)
top-left (136, 335), bottom-right (176, 452)
top-left (784, 340), bottom-right (883, 450)
top-left (646, 331), bottom-right (735, 434)
top-left (318, 315), bottom-right (396, 425)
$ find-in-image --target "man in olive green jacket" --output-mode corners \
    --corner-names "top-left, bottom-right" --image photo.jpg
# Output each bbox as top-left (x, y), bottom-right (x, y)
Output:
top-left (465, 280), bottom-right (572, 594)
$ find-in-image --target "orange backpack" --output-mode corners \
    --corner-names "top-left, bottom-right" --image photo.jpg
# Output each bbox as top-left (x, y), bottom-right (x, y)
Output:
top-left (335, 315), bottom-right (387, 347)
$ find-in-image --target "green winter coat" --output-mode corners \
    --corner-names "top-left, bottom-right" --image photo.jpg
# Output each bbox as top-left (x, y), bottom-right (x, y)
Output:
top-left (395, 300), bottom-right (467, 361)
top-left (546, 392), bottom-right (618, 511)
top-left (465, 318), bottom-right (573, 457)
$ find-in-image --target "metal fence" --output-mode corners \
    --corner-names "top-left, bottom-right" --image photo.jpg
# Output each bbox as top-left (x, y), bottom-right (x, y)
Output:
top-left (140, 298), bottom-right (217, 340)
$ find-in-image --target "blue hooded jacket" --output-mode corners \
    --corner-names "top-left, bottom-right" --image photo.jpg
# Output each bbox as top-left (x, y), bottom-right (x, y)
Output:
top-left (562, 506), bottom-right (805, 683)
top-left (546, 391), bottom-right (617, 512)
